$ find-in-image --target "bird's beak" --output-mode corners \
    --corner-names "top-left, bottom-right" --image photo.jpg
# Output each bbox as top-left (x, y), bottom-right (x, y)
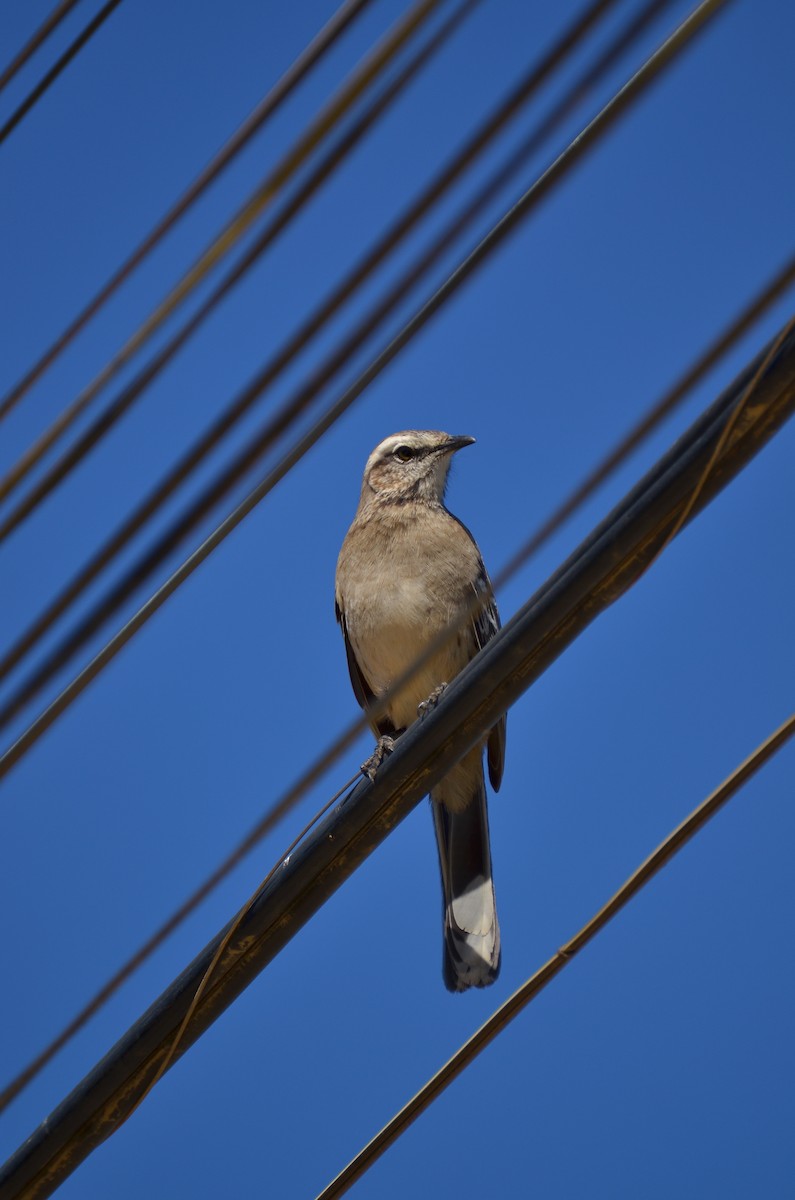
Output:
top-left (441, 435), bottom-right (476, 454)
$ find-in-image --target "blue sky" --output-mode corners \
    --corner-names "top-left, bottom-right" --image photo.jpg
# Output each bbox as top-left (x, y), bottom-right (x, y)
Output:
top-left (1, 1), bottom-right (794, 1196)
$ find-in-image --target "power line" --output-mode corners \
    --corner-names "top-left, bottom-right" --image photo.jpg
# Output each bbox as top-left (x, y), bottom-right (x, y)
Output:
top-left (0, 0), bottom-right (720, 749)
top-left (0, 0), bottom-right (84, 93)
top-left (315, 711), bottom-right (795, 1200)
top-left (90, 316), bottom-right (795, 1130)
top-left (0, 0), bottom-right (126, 147)
top-left (1, 324), bottom-right (791, 1198)
top-left (0, 0), bottom-right (442, 469)
top-left (0, 0), bottom-right (481, 535)
top-left (0, 0), bottom-right (626, 682)
top-left (0, 0), bottom-right (375, 419)
top-left (2, 273), bottom-right (788, 1115)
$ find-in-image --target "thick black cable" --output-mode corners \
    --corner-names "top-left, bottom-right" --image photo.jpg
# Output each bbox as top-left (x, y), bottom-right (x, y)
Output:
top-left (0, 0), bottom-right (375, 420)
top-left (0, 0), bottom-right (479, 538)
top-left (0, 0), bottom-right (441, 464)
top-left (0, 0), bottom-right (623, 681)
top-left (0, 0), bottom-right (125, 147)
top-left (0, 319), bottom-right (791, 1199)
top-left (2, 265), bottom-right (786, 1116)
top-left (316, 712), bottom-right (795, 1200)
top-left (0, 0), bottom-right (83, 93)
top-left (0, 0), bottom-right (689, 734)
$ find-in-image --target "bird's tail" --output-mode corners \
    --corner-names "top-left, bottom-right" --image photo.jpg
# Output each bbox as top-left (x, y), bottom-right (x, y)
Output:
top-left (432, 767), bottom-right (500, 992)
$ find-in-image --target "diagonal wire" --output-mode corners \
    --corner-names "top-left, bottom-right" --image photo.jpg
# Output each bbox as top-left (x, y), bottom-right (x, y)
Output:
top-left (0, 0), bottom-right (441, 473)
top-left (0, 0), bottom-right (625, 680)
top-left (0, 0), bottom-right (126, 146)
top-left (315, 712), bottom-right (795, 1200)
top-left (0, 194), bottom-right (776, 1117)
top-left (0, 0), bottom-right (732, 771)
top-left (0, 0), bottom-right (375, 420)
top-left (0, 0), bottom-right (84, 93)
top-left (0, 0), bottom-right (480, 538)
top-left (0, 0), bottom-right (685, 728)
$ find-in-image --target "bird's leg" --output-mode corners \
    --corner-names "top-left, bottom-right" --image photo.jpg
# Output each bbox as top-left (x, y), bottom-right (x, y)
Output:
top-left (361, 733), bottom-right (402, 781)
top-left (417, 682), bottom-right (448, 720)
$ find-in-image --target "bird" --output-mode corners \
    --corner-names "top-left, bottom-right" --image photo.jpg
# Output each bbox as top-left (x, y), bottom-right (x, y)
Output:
top-left (335, 429), bottom-right (505, 991)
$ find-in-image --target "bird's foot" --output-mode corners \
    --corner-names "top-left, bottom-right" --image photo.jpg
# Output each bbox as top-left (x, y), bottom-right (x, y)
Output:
top-left (361, 735), bottom-right (397, 782)
top-left (417, 682), bottom-right (448, 720)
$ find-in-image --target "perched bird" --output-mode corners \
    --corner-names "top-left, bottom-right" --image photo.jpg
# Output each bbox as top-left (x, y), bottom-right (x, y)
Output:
top-left (335, 430), bottom-right (505, 991)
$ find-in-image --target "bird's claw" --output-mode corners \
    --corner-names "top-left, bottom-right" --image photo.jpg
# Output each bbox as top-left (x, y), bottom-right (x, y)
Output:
top-left (361, 735), bottom-right (396, 782)
top-left (417, 682), bottom-right (448, 720)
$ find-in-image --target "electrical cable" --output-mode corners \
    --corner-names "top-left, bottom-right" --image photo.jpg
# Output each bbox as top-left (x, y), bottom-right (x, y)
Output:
top-left (0, 0), bottom-right (699, 734)
top-left (0, 0), bottom-right (124, 147)
top-left (0, 0), bottom-right (375, 420)
top-left (315, 711), bottom-right (795, 1200)
top-left (86, 313), bottom-right (795, 1141)
top-left (1, 322), bottom-right (790, 1197)
top-left (0, 0), bottom-right (480, 531)
top-left (0, 0), bottom-right (442, 463)
top-left (0, 0), bottom-right (625, 680)
top-left (1, 272), bottom-right (785, 1117)
top-left (0, 0), bottom-right (83, 93)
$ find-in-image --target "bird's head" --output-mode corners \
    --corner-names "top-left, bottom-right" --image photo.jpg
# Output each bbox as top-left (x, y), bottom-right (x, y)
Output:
top-left (360, 429), bottom-right (475, 506)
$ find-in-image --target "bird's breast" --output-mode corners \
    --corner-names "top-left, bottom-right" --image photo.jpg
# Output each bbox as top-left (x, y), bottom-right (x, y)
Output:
top-left (342, 551), bottom-right (473, 728)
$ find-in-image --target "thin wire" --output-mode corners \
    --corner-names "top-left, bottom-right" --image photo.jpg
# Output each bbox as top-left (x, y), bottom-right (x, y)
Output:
top-left (316, 712), bottom-right (795, 1200)
top-left (0, 212), bottom-right (775, 1117)
top-left (0, 0), bottom-right (125, 147)
top-left (0, 0), bottom-right (441, 461)
top-left (0, 0), bottom-right (479, 533)
top-left (0, 0), bottom-right (375, 420)
top-left (642, 312), bottom-right (795, 571)
top-left (0, 0), bottom-right (688, 728)
top-left (0, 0), bottom-right (83, 93)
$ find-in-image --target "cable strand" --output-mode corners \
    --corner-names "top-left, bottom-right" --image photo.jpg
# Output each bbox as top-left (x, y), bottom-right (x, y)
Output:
top-left (0, 0), bottom-right (123, 146)
top-left (0, 0), bottom-right (83, 93)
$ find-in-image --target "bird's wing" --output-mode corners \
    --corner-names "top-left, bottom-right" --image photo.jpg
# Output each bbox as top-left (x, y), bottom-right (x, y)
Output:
top-left (334, 599), bottom-right (395, 738)
top-left (471, 568), bottom-right (506, 793)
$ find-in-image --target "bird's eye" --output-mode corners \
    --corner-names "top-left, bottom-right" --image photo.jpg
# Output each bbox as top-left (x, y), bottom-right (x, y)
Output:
top-left (394, 445), bottom-right (415, 462)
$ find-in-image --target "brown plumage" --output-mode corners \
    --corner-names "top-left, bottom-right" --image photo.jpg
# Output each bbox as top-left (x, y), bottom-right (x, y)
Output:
top-left (335, 430), bottom-right (505, 990)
